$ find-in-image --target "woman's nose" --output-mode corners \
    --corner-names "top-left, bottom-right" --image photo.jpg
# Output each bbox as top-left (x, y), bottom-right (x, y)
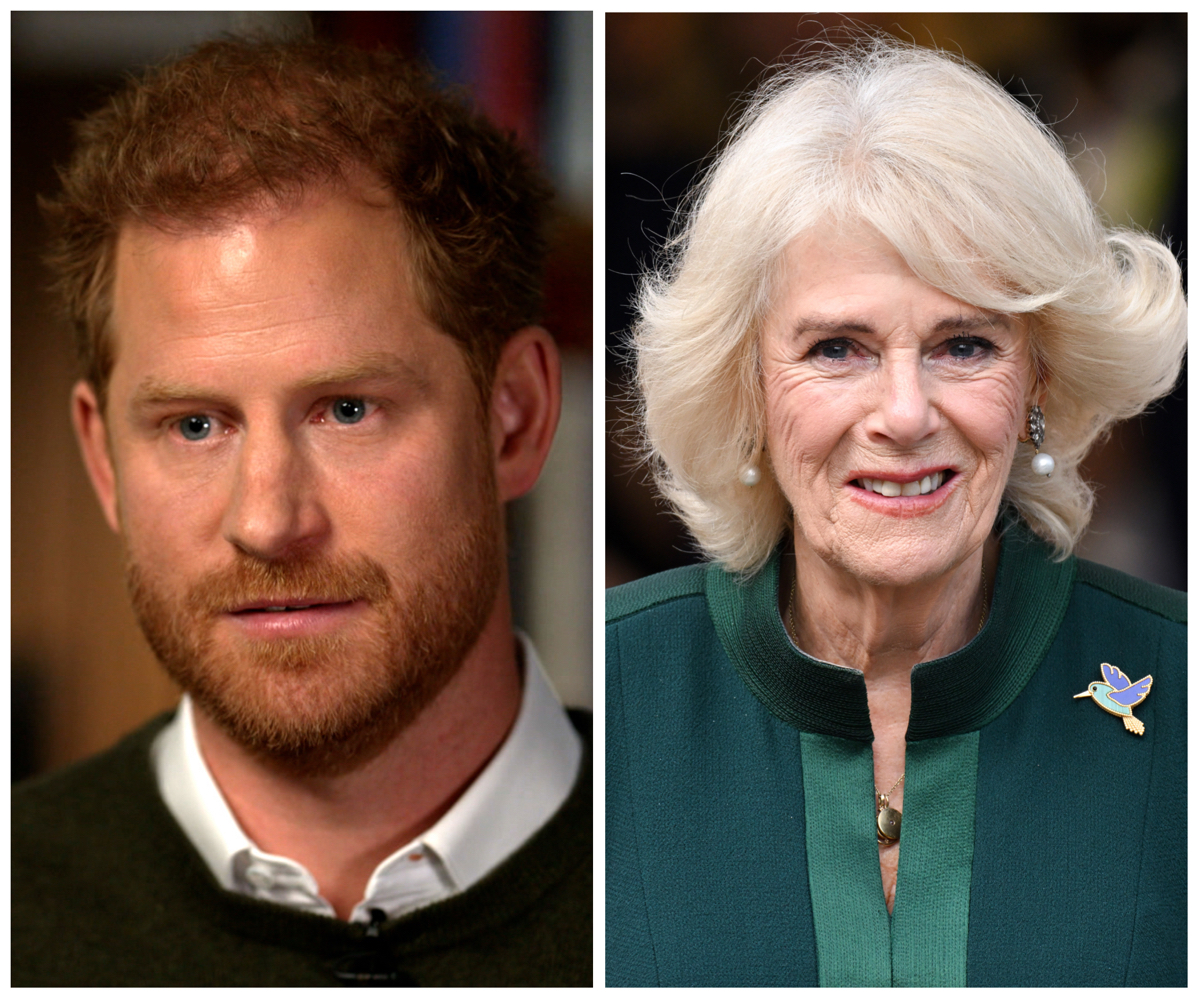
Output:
top-left (863, 356), bottom-right (941, 447)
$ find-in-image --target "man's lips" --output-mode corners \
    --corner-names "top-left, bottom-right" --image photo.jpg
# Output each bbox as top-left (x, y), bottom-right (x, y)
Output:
top-left (229, 599), bottom-right (356, 614)
top-left (222, 599), bottom-right (367, 639)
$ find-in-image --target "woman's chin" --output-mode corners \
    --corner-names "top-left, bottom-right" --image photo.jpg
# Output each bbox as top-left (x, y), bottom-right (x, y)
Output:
top-left (799, 525), bottom-right (981, 592)
top-left (794, 480), bottom-right (998, 589)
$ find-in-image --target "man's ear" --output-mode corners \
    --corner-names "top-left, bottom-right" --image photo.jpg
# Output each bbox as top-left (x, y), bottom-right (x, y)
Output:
top-left (489, 327), bottom-right (562, 502)
top-left (71, 380), bottom-right (121, 533)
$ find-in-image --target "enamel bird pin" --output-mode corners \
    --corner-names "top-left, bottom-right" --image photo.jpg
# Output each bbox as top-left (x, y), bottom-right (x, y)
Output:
top-left (1073, 662), bottom-right (1153, 735)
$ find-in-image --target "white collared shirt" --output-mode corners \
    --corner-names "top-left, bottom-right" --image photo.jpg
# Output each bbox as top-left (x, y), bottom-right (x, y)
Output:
top-left (150, 634), bottom-right (582, 923)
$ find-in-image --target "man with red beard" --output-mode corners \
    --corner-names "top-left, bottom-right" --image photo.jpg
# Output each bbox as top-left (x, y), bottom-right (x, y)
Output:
top-left (13, 39), bottom-right (589, 987)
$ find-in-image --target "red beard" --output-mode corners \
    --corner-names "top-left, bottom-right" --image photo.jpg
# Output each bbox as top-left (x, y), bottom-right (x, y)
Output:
top-left (126, 503), bottom-right (501, 779)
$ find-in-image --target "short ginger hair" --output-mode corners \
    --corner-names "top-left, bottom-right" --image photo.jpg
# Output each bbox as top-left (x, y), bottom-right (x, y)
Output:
top-left (635, 38), bottom-right (1186, 573)
top-left (42, 37), bottom-right (552, 409)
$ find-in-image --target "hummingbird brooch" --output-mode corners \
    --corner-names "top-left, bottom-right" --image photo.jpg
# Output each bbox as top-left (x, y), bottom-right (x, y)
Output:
top-left (1073, 662), bottom-right (1153, 735)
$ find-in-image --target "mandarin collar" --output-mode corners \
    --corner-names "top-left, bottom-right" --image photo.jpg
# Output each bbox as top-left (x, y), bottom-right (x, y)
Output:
top-left (706, 518), bottom-right (1076, 743)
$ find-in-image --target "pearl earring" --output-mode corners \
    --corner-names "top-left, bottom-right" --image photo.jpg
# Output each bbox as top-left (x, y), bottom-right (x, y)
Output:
top-left (1027, 405), bottom-right (1055, 477)
top-left (738, 463), bottom-right (761, 487)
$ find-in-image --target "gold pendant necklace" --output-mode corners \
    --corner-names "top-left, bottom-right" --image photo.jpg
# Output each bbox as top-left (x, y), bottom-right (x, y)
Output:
top-left (876, 772), bottom-right (904, 844)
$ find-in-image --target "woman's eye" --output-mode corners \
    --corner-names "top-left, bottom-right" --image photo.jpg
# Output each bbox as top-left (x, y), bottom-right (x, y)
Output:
top-left (331, 398), bottom-right (369, 424)
top-left (943, 337), bottom-right (992, 359)
top-left (178, 415), bottom-right (212, 441)
top-left (812, 338), bottom-right (853, 360)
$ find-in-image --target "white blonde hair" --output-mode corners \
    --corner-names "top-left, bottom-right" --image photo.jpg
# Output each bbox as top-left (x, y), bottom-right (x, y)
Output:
top-left (635, 38), bottom-right (1186, 574)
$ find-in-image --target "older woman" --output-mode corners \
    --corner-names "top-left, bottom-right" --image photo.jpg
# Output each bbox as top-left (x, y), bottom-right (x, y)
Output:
top-left (606, 40), bottom-right (1186, 987)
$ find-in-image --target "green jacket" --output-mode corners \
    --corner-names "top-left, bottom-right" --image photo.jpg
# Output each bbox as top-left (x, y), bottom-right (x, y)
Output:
top-left (606, 522), bottom-right (1184, 986)
top-left (13, 711), bottom-right (592, 986)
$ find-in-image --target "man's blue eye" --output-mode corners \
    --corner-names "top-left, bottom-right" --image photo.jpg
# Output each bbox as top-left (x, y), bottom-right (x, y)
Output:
top-left (332, 399), bottom-right (367, 424)
top-left (179, 415), bottom-right (211, 441)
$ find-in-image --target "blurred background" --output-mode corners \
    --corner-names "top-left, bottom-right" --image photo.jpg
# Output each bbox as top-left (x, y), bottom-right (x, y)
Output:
top-left (12, 11), bottom-right (592, 781)
top-left (606, 13), bottom-right (1186, 591)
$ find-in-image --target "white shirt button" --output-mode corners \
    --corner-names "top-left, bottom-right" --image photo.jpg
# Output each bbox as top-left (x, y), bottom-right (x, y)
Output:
top-left (244, 863), bottom-right (275, 889)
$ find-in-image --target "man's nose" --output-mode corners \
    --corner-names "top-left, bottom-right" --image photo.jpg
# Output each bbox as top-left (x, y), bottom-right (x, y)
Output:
top-left (863, 355), bottom-right (941, 447)
top-left (221, 426), bottom-right (329, 560)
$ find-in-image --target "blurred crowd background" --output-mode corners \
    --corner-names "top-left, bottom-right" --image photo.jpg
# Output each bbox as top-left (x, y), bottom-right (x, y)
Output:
top-left (606, 13), bottom-right (1186, 591)
top-left (12, 11), bottom-right (592, 781)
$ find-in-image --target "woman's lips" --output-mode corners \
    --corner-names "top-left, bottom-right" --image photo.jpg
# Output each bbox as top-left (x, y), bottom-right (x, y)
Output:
top-left (853, 469), bottom-right (951, 497)
top-left (846, 469), bottom-right (957, 513)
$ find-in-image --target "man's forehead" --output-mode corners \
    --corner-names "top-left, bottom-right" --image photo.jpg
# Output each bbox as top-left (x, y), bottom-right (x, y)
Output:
top-left (104, 185), bottom-right (468, 400)
top-left (110, 187), bottom-right (422, 331)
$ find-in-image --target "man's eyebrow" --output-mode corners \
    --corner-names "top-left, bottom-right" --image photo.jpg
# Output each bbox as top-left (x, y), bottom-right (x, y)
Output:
top-left (129, 352), bottom-right (429, 409)
top-left (290, 352), bottom-right (430, 392)
top-left (792, 313), bottom-right (1012, 337)
top-left (129, 378), bottom-right (228, 410)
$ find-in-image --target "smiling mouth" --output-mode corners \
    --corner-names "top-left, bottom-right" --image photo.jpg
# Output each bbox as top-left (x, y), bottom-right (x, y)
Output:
top-left (853, 470), bottom-right (952, 497)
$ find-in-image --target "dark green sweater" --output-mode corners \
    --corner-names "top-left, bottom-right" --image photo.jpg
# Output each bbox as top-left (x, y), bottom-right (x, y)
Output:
top-left (607, 521), bottom-right (1185, 986)
top-left (13, 711), bottom-right (592, 986)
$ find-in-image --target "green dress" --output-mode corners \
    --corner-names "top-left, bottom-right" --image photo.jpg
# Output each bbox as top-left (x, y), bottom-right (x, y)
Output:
top-left (606, 520), bottom-right (1185, 986)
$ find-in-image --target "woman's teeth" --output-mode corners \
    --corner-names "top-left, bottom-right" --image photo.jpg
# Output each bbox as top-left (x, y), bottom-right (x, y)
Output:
top-left (857, 471), bottom-right (946, 497)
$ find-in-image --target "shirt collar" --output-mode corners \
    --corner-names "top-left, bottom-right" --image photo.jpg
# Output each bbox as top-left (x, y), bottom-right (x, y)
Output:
top-left (151, 632), bottom-right (581, 920)
top-left (416, 634), bottom-right (583, 889)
